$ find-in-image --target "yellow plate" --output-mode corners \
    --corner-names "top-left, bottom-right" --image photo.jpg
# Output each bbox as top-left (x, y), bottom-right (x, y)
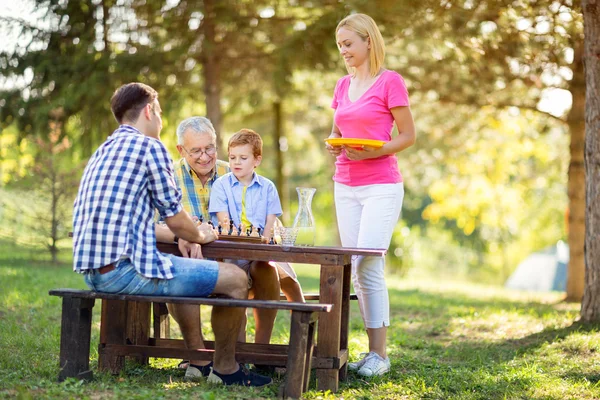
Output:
top-left (324, 138), bottom-right (386, 148)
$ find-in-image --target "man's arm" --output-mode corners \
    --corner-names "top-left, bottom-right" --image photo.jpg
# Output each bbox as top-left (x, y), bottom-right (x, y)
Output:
top-left (155, 222), bottom-right (204, 258)
top-left (156, 223), bottom-right (177, 243)
top-left (161, 211), bottom-right (217, 244)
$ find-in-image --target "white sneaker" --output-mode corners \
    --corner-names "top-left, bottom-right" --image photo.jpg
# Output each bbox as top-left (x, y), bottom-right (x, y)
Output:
top-left (357, 353), bottom-right (390, 377)
top-left (348, 352), bottom-right (377, 371)
top-left (184, 362), bottom-right (212, 381)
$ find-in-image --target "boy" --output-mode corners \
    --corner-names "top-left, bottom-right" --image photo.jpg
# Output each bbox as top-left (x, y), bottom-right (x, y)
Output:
top-left (209, 129), bottom-right (304, 303)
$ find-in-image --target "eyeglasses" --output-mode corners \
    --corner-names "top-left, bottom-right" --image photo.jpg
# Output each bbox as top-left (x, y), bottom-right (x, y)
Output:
top-left (182, 145), bottom-right (217, 158)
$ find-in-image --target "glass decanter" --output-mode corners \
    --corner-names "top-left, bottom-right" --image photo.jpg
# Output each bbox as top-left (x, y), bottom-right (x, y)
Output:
top-left (292, 187), bottom-right (316, 246)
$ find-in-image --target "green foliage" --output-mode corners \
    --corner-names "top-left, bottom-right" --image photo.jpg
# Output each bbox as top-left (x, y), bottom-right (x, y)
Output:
top-left (2, 241), bottom-right (600, 399)
top-left (0, 1), bottom-right (580, 282)
top-left (0, 119), bottom-right (80, 261)
top-left (401, 105), bottom-right (568, 280)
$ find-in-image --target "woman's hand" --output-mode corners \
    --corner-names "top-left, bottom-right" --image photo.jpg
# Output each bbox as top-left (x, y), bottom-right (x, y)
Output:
top-left (326, 143), bottom-right (343, 157)
top-left (326, 130), bottom-right (343, 157)
top-left (178, 239), bottom-right (204, 259)
top-left (343, 145), bottom-right (381, 161)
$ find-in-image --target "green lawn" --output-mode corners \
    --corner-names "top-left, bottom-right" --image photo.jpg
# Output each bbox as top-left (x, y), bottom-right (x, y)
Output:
top-left (1, 239), bottom-right (599, 399)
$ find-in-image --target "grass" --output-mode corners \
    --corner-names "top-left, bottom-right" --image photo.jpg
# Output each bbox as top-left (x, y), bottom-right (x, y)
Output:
top-left (1, 239), bottom-right (599, 399)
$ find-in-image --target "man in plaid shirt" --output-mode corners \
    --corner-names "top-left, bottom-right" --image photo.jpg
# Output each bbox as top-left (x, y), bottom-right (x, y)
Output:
top-left (72, 83), bottom-right (271, 387)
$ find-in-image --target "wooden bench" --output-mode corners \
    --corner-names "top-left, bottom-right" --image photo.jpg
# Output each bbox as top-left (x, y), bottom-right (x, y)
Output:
top-left (153, 293), bottom-right (359, 341)
top-left (49, 289), bottom-right (332, 399)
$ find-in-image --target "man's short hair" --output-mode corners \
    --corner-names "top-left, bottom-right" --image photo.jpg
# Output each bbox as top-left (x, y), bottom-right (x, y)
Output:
top-left (176, 116), bottom-right (217, 145)
top-left (110, 83), bottom-right (158, 124)
top-left (228, 129), bottom-right (262, 158)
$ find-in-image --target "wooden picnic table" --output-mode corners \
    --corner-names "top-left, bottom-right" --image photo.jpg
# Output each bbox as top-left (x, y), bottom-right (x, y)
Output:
top-left (155, 240), bottom-right (386, 392)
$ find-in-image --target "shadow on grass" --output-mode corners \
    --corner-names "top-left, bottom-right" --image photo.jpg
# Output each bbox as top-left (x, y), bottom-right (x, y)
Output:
top-left (339, 285), bottom-right (600, 398)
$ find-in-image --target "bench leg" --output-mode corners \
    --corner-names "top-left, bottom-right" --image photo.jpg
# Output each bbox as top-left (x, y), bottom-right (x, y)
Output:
top-left (98, 299), bottom-right (128, 374)
top-left (153, 302), bottom-right (170, 339)
top-left (339, 262), bottom-right (351, 382)
top-left (281, 311), bottom-right (313, 399)
top-left (126, 301), bottom-right (151, 365)
top-left (58, 297), bottom-right (95, 381)
top-left (303, 318), bottom-right (316, 393)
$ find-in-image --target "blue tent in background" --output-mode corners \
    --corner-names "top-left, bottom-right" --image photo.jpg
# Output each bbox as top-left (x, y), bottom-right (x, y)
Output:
top-left (504, 241), bottom-right (569, 292)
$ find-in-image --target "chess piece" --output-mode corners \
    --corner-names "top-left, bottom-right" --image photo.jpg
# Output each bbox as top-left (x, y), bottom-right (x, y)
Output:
top-left (219, 221), bottom-right (228, 235)
top-left (269, 236), bottom-right (275, 245)
top-left (246, 225), bottom-right (252, 236)
top-left (238, 224), bottom-right (243, 236)
top-left (198, 215), bottom-right (203, 223)
top-left (250, 226), bottom-right (260, 237)
top-left (228, 219), bottom-right (234, 235)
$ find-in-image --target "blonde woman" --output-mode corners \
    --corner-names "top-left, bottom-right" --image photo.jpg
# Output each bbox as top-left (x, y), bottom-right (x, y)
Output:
top-left (326, 14), bottom-right (416, 377)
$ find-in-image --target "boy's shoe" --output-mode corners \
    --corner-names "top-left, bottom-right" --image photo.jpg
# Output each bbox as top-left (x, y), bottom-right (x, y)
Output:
top-left (184, 361), bottom-right (213, 380)
top-left (357, 353), bottom-right (390, 377)
top-left (348, 352), bottom-right (377, 371)
top-left (207, 365), bottom-right (272, 387)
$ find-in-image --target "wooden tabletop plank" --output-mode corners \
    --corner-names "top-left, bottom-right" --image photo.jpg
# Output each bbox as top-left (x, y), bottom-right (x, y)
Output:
top-left (157, 241), bottom-right (386, 263)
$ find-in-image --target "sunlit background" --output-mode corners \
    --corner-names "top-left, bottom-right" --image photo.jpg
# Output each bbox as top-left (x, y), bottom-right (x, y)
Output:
top-left (0, 0), bottom-right (581, 288)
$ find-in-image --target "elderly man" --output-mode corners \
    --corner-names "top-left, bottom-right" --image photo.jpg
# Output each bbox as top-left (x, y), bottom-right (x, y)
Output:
top-left (73, 83), bottom-right (270, 387)
top-left (169, 116), bottom-right (307, 379)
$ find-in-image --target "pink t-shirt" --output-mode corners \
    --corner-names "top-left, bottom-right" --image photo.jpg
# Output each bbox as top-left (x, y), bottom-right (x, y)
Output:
top-left (331, 70), bottom-right (410, 186)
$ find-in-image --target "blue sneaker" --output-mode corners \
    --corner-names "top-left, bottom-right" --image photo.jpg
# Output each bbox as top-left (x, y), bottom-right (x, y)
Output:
top-left (208, 365), bottom-right (272, 387)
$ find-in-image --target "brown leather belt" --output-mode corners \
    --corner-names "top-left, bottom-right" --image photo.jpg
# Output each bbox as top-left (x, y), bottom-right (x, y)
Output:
top-left (97, 263), bottom-right (116, 275)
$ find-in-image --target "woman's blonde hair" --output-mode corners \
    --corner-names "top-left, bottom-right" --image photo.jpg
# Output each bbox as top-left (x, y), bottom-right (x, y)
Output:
top-left (336, 13), bottom-right (385, 78)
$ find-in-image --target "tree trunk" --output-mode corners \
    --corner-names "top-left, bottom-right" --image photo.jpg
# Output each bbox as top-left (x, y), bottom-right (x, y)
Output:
top-left (581, 0), bottom-right (600, 322)
top-left (273, 100), bottom-right (289, 223)
top-left (201, 0), bottom-right (223, 149)
top-left (51, 169), bottom-right (59, 263)
top-left (565, 40), bottom-right (586, 302)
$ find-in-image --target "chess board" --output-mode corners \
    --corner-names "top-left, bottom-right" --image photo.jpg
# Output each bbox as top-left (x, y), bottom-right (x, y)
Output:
top-left (217, 234), bottom-right (263, 243)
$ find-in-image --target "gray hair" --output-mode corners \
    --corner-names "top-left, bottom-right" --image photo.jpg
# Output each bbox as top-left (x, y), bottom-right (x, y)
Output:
top-left (176, 116), bottom-right (217, 145)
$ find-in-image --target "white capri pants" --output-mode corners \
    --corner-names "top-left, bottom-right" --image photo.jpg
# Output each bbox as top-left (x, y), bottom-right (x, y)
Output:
top-left (334, 182), bottom-right (404, 328)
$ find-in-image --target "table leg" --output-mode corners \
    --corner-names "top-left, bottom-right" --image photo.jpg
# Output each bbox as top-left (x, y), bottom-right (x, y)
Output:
top-left (316, 264), bottom-right (343, 392)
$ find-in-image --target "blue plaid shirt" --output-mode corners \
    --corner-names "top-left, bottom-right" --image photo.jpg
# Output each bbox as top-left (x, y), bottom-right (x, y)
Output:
top-left (73, 125), bottom-right (183, 279)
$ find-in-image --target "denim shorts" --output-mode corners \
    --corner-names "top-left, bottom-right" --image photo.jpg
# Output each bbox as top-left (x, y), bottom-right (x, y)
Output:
top-left (83, 253), bottom-right (219, 297)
